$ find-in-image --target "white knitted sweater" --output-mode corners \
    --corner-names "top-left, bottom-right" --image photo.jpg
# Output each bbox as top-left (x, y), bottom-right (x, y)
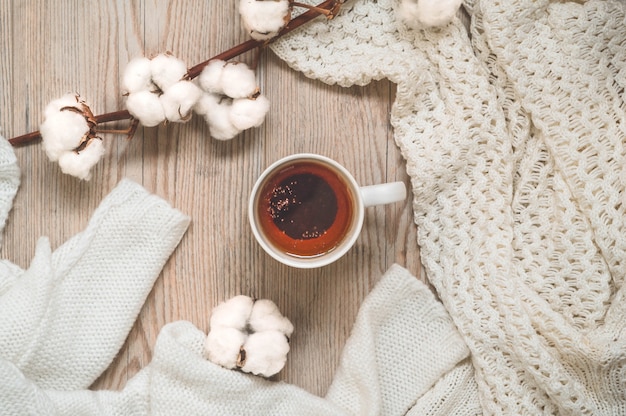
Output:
top-left (0, 177), bottom-right (190, 392)
top-left (271, 0), bottom-right (626, 414)
top-left (0, 133), bottom-right (476, 415)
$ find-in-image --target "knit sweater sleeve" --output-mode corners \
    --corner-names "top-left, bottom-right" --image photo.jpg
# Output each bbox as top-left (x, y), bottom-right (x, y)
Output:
top-left (0, 179), bottom-right (190, 390)
top-left (0, 135), bottom-right (20, 243)
top-left (0, 134), bottom-right (21, 293)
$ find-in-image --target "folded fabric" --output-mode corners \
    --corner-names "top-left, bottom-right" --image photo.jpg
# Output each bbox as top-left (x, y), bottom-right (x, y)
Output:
top-left (0, 132), bottom-right (20, 251)
top-left (325, 264), bottom-right (479, 415)
top-left (0, 265), bottom-right (479, 415)
top-left (0, 178), bottom-right (190, 391)
top-left (271, 0), bottom-right (626, 414)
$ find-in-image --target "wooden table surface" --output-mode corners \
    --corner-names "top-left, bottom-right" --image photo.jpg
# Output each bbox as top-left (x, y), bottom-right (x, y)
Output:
top-left (0, 0), bottom-right (421, 396)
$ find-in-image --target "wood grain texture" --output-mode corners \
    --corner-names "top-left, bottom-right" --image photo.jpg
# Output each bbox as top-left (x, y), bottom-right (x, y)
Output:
top-left (0, 0), bottom-right (422, 397)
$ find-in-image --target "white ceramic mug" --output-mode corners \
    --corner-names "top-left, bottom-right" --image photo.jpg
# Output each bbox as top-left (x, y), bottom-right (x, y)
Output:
top-left (249, 153), bottom-right (407, 268)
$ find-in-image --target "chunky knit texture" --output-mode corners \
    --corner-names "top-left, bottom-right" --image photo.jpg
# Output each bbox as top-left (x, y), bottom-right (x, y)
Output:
top-left (271, 0), bottom-right (626, 414)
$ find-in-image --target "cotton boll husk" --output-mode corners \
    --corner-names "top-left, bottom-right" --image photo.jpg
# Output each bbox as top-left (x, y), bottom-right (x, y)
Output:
top-left (40, 111), bottom-right (90, 162)
top-left (125, 90), bottom-right (166, 127)
top-left (240, 331), bottom-right (290, 377)
top-left (122, 56), bottom-right (154, 94)
top-left (202, 95), bottom-right (241, 140)
top-left (204, 327), bottom-right (247, 369)
top-left (210, 295), bottom-right (254, 330)
top-left (397, 0), bottom-right (462, 28)
top-left (239, 0), bottom-right (290, 41)
top-left (229, 95), bottom-right (270, 131)
top-left (150, 53), bottom-right (188, 92)
top-left (220, 62), bottom-right (258, 99)
top-left (43, 93), bottom-right (83, 119)
top-left (198, 60), bottom-right (227, 95)
top-left (57, 139), bottom-right (105, 180)
top-left (248, 299), bottom-right (294, 337)
top-left (160, 80), bottom-right (202, 122)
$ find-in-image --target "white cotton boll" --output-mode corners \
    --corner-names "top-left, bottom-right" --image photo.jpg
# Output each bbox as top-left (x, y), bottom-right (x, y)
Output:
top-left (193, 93), bottom-right (215, 116)
top-left (221, 62), bottom-right (258, 99)
top-left (239, 0), bottom-right (290, 41)
top-left (210, 295), bottom-right (254, 330)
top-left (229, 95), bottom-right (270, 131)
top-left (203, 296), bottom-right (295, 376)
top-left (57, 139), bottom-right (105, 180)
top-left (198, 60), bottom-right (227, 95)
top-left (204, 327), bottom-right (247, 369)
top-left (160, 80), bottom-right (202, 122)
top-left (125, 90), bottom-right (166, 127)
top-left (122, 56), bottom-right (154, 94)
top-left (150, 53), bottom-right (188, 92)
top-left (248, 299), bottom-right (294, 337)
top-left (43, 93), bottom-right (83, 119)
top-left (240, 331), bottom-right (290, 377)
top-left (397, 0), bottom-right (462, 28)
top-left (202, 95), bottom-right (241, 140)
top-left (208, 116), bottom-right (241, 141)
top-left (40, 111), bottom-right (90, 162)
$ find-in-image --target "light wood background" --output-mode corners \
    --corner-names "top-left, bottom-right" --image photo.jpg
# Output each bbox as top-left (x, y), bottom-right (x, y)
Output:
top-left (0, 0), bottom-right (421, 396)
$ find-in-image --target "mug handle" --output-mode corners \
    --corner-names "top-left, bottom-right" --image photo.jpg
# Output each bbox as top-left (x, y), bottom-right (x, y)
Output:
top-left (360, 182), bottom-right (407, 207)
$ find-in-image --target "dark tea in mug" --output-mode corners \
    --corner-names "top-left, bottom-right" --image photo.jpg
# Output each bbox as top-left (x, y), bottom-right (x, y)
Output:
top-left (256, 160), bottom-right (355, 258)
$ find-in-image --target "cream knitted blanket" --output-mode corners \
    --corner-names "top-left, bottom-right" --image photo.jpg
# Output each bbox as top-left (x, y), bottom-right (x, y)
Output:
top-left (271, 0), bottom-right (626, 414)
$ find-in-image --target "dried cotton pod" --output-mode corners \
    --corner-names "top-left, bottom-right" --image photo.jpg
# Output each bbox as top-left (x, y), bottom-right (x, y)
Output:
top-left (40, 93), bottom-right (105, 180)
top-left (125, 90), bottom-right (166, 127)
top-left (198, 60), bottom-right (258, 99)
top-left (248, 298), bottom-right (294, 336)
top-left (197, 60), bottom-right (228, 95)
top-left (239, 331), bottom-right (290, 377)
top-left (397, 0), bottom-right (463, 28)
top-left (209, 295), bottom-right (255, 330)
top-left (239, 0), bottom-right (291, 41)
top-left (122, 53), bottom-right (269, 137)
top-left (123, 53), bottom-right (217, 128)
top-left (160, 80), bottom-right (203, 122)
top-left (220, 62), bottom-right (259, 99)
top-left (229, 95), bottom-right (270, 131)
top-left (204, 327), bottom-right (248, 369)
top-left (201, 94), bottom-right (242, 140)
top-left (57, 139), bottom-right (106, 181)
top-left (40, 109), bottom-right (91, 162)
top-left (122, 56), bottom-right (154, 94)
top-left (150, 53), bottom-right (188, 92)
top-left (204, 296), bottom-right (293, 377)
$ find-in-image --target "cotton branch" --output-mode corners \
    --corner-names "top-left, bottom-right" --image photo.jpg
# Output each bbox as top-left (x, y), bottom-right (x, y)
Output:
top-left (9, 0), bottom-right (341, 147)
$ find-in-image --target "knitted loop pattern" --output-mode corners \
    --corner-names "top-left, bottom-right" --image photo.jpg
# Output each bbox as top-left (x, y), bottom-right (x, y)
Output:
top-left (0, 134), bottom-right (20, 249)
top-left (271, 0), bottom-right (626, 414)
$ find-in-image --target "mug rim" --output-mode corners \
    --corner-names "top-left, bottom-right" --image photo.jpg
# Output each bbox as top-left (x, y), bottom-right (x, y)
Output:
top-left (248, 153), bottom-right (365, 268)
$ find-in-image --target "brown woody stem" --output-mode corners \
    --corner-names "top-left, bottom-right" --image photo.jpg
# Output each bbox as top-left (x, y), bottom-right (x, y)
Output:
top-left (291, 2), bottom-right (332, 16)
top-left (9, 0), bottom-right (338, 147)
top-left (95, 128), bottom-right (133, 135)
